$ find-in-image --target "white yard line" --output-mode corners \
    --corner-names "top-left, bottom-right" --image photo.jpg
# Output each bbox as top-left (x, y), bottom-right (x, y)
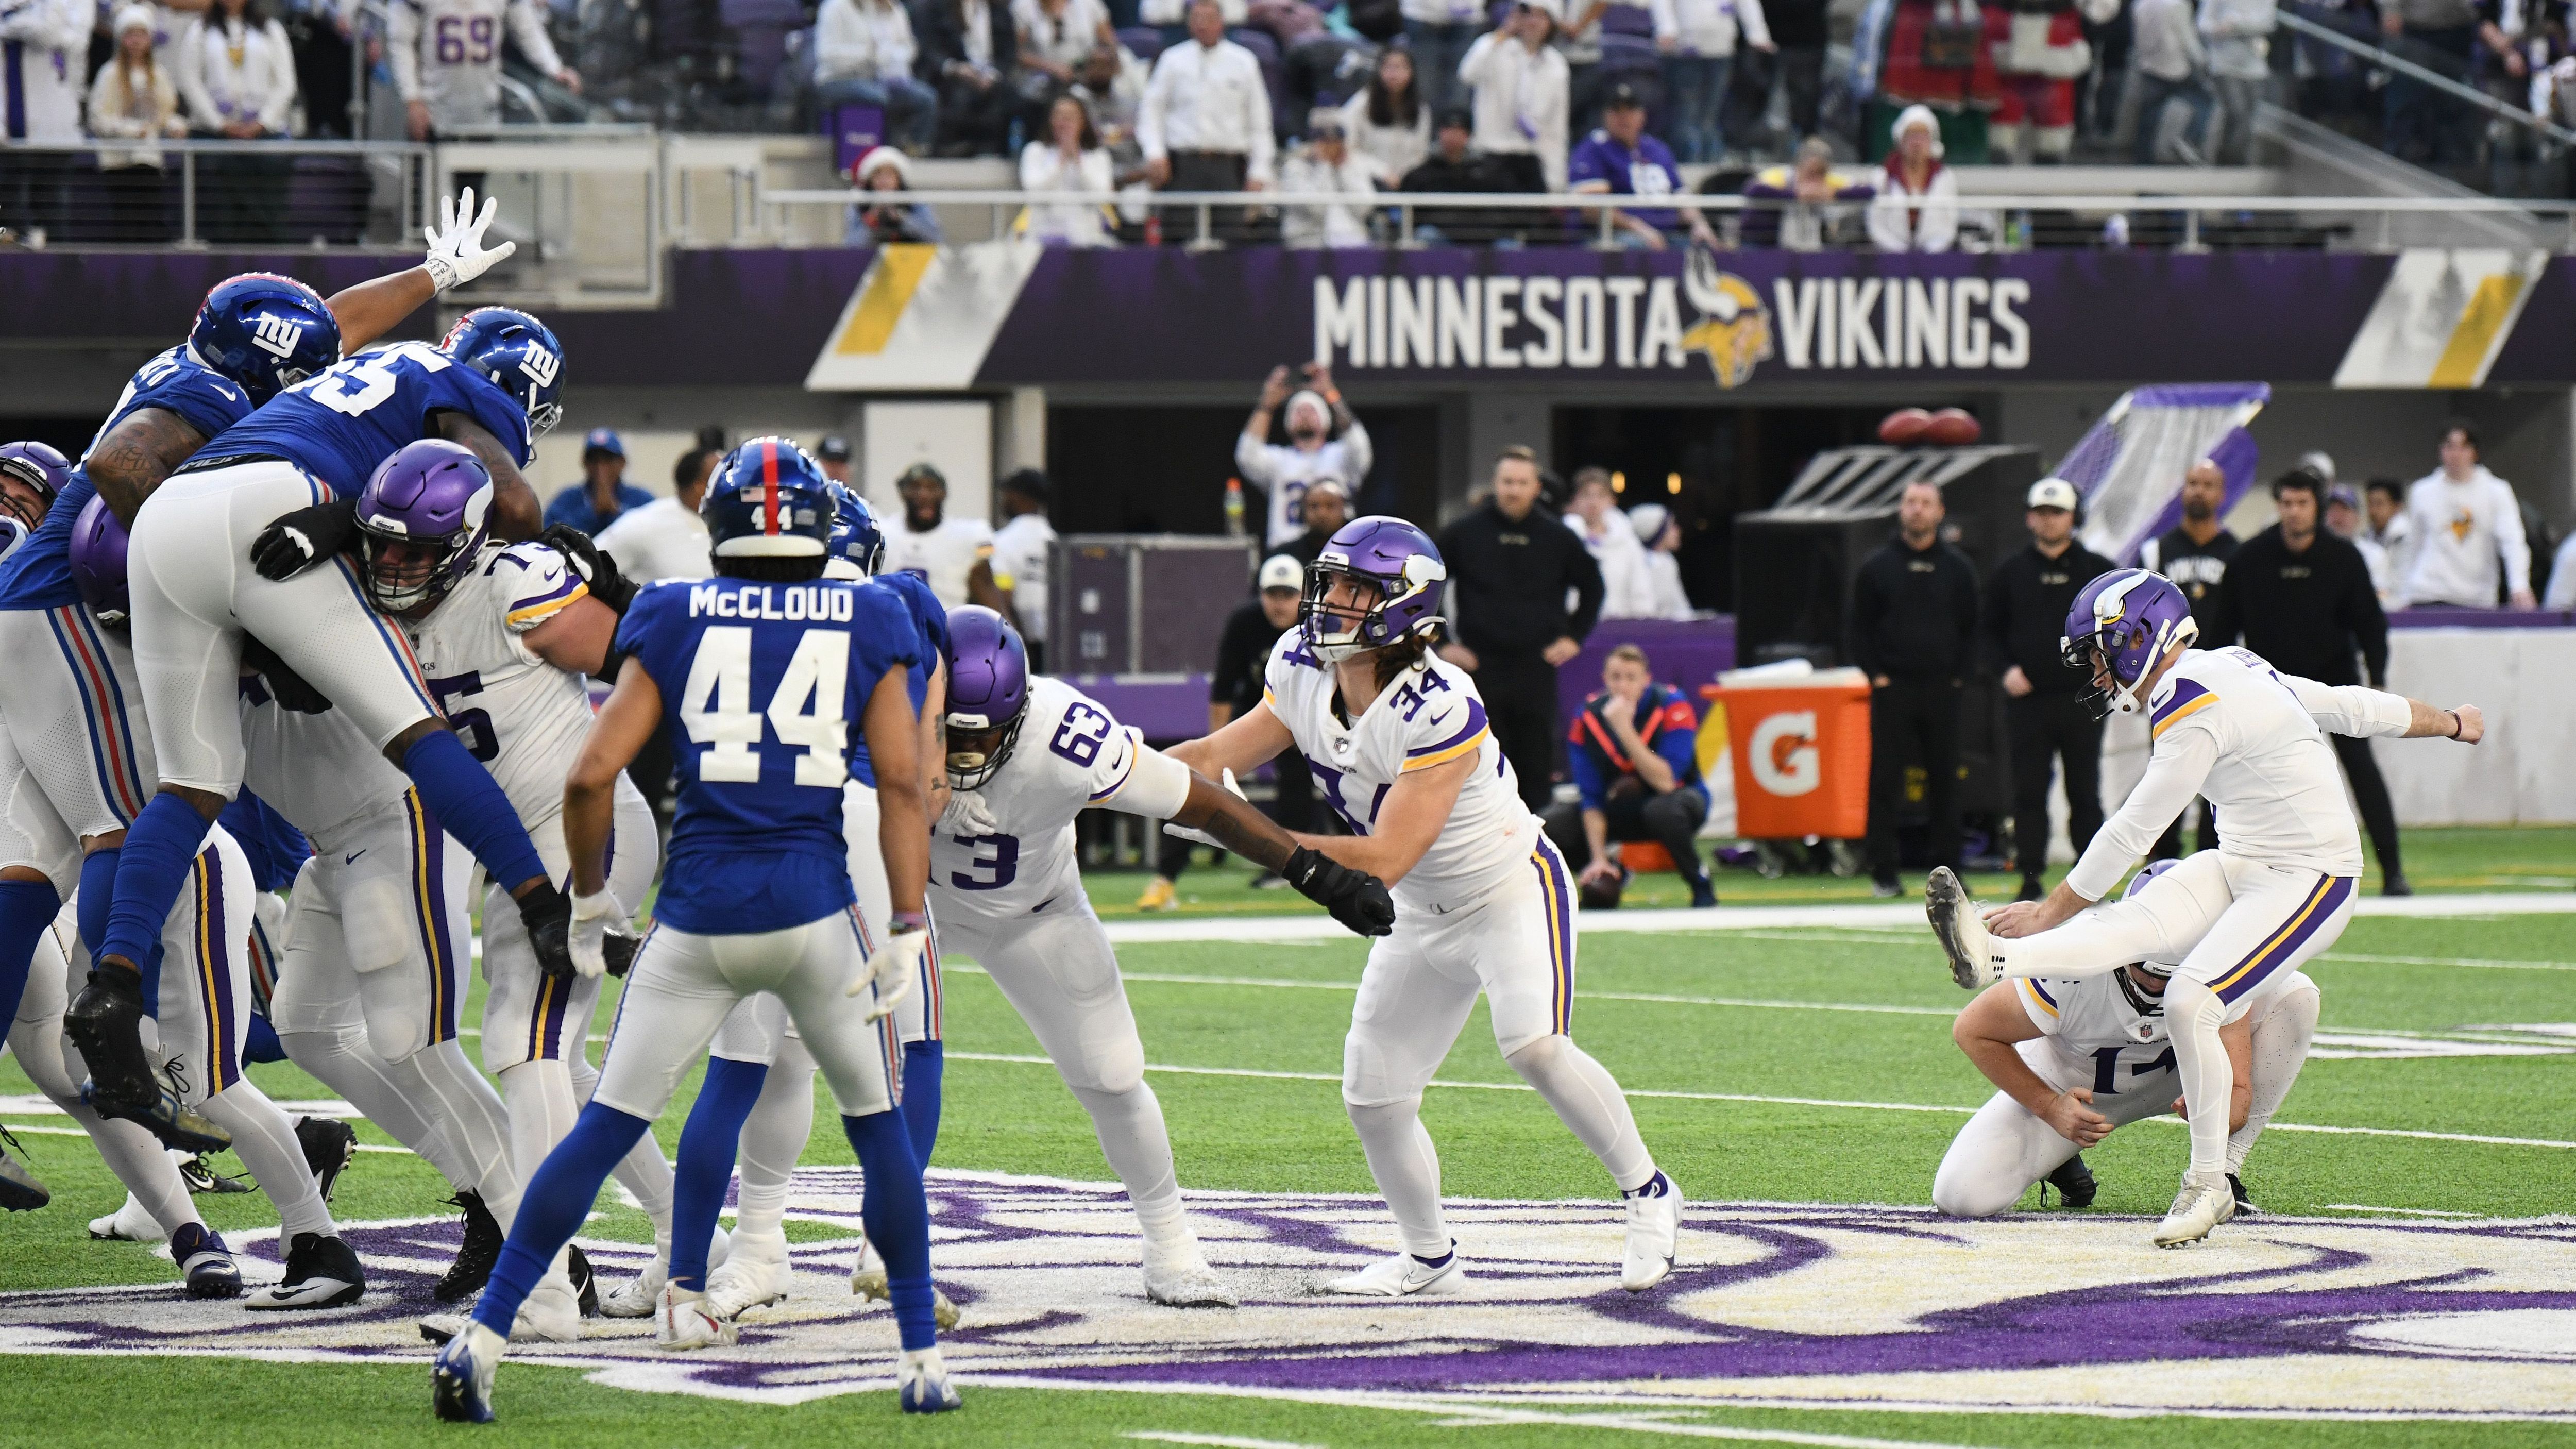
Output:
top-left (953, 964), bottom-right (1957, 1020)
top-left (1123, 1434), bottom-right (1327, 1449)
top-left (2318, 1204), bottom-right (2484, 1218)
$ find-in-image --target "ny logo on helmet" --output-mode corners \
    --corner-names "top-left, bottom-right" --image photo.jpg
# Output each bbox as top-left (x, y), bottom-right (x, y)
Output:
top-left (250, 314), bottom-right (309, 361)
top-left (520, 343), bottom-right (561, 389)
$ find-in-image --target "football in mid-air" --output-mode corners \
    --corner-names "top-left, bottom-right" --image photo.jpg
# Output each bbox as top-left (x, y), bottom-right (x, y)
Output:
top-left (1924, 408), bottom-right (1983, 445)
top-left (1877, 408), bottom-right (1934, 445)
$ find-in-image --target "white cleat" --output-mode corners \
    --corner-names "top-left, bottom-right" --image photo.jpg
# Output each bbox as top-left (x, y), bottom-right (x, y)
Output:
top-left (850, 1234), bottom-right (960, 1329)
top-left (1142, 1235), bottom-right (1239, 1308)
top-left (655, 1284), bottom-right (740, 1351)
top-left (89, 1192), bottom-right (159, 1242)
top-left (1926, 867), bottom-right (2004, 990)
top-left (431, 1320), bottom-right (504, 1423)
top-left (1621, 1173), bottom-right (1682, 1292)
top-left (705, 1231), bottom-right (792, 1320)
top-left (514, 1275), bottom-right (584, 1343)
top-left (602, 1226), bottom-right (728, 1319)
top-left (1324, 1242), bottom-right (1466, 1297)
top-left (2154, 1170), bottom-right (2238, 1248)
top-left (896, 1346), bottom-right (962, 1414)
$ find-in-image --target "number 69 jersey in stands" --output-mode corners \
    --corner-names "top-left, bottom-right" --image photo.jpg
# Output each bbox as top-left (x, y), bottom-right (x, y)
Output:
top-left (928, 676), bottom-right (1191, 927)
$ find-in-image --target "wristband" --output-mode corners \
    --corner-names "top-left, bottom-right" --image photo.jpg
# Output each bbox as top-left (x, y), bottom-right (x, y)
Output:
top-left (890, 910), bottom-right (928, 933)
top-left (2447, 710), bottom-right (2461, 738)
top-left (1322, 389), bottom-right (1342, 405)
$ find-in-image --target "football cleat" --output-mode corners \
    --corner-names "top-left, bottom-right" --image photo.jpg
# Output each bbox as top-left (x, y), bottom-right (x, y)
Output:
top-left (90, 1192), bottom-right (159, 1241)
top-left (2154, 1171), bottom-right (2238, 1248)
top-left (1142, 1235), bottom-right (1238, 1308)
top-left (603, 1226), bottom-right (730, 1319)
top-left (896, 1346), bottom-right (963, 1414)
top-left (2045, 1154), bottom-right (2098, 1209)
top-left (1324, 1242), bottom-right (1466, 1297)
top-left (177, 1154), bottom-right (252, 1195)
top-left (516, 1274), bottom-right (584, 1343)
top-left (171, 1222), bottom-right (242, 1298)
top-left (705, 1231), bottom-right (792, 1320)
top-left (63, 970), bottom-right (167, 1121)
top-left (294, 1116), bottom-right (359, 1201)
top-left (1621, 1173), bottom-right (1682, 1292)
top-left (75, 1071), bottom-right (232, 1156)
top-left (850, 1235), bottom-right (959, 1329)
top-left (655, 1285), bottom-right (740, 1351)
top-left (244, 1231), bottom-right (366, 1309)
top-left (567, 1243), bottom-right (601, 1317)
top-left (1134, 878), bottom-right (1177, 912)
top-left (0, 1127), bottom-right (47, 1211)
top-left (1926, 868), bottom-right (2003, 990)
top-left (431, 1320), bottom-right (504, 1423)
top-left (434, 1192), bottom-right (502, 1303)
top-left (2228, 1172), bottom-right (2258, 1214)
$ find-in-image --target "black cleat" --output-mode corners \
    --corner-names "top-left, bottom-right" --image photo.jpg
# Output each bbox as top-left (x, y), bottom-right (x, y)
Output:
top-left (433, 1192), bottom-right (503, 1304)
top-left (177, 1155), bottom-right (253, 1195)
top-left (2043, 1154), bottom-right (2097, 1209)
top-left (568, 1243), bottom-right (601, 1317)
top-left (67, 969), bottom-right (231, 1152)
top-left (1870, 874), bottom-right (1901, 898)
top-left (2381, 872), bottom-right (2412, 898)
top-left (0, 1126), bottom-right (49, 1211)
top-left (2015, 874), bottom-right (2046, 903)
top-left (245, 1231), bottom-right (366, 1310)
top-left (295, 1116), bottom-right (359, 1201)
top-left (2227, 1172), bottom-right (2258, 1214)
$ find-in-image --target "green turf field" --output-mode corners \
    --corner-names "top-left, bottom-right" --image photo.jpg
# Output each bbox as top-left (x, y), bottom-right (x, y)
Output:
top-left (5, 826), bottom-right (2573, 1447)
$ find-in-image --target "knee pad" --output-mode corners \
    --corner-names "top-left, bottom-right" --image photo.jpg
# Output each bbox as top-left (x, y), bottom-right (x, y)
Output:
top-left (353, 966), bottom-right (432, 1063)
top-left (1342, 1025), bottom-right (1433, 1109)
top-left (1502, 1032), bottom-right (1565, 1078)
top-left (1065, 1033), bottom-right (1144, 1097)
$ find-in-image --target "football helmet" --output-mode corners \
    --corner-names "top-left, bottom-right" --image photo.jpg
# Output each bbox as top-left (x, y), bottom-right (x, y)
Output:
top-left (67, 495), bottom-right (132, 626)
top-left (941, 605), bottom-right (1030, 790)
top-left (191, 273), bottom-right (341, 403)
top-left (823, 485), bottom-right (887, 581)
top-left (0, 440), bottom-right (72, 515)
top-left (354, 439), bottom-right (497, 613)
top-left (2061, 568), bottom-right (2197, 719)
top-left (1300, 516), bottom-right (1448, 663)
top-left (440, 307), bottom-right (565, 437)
top-left (703, 436), bottom-right (836, 558)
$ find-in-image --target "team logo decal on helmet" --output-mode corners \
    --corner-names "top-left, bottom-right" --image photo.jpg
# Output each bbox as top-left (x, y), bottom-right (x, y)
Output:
top-left (440, 307), bottom-right (566, 439)
top-left (703, 436), bottom-right (835, 558)
top-left (2060, 568), bottom-right (2197, 719)
top-left (191, 273), bottom-right (342, 403)
top-left (0, 440), bottom-right (73, 511)
top-left (354, 439), bottom-right (498, 613)
top-left (1299, 516), bottom-right (1448, 663)
top-left (941, 606), bottom-right (1031, 791)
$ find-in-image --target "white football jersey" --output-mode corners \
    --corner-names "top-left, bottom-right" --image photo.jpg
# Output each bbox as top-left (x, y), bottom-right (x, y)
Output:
top-left (989, 513), bottom-right (1056, 644)
top-left (594, 497), bottom-right (712, 582)
top-left (2010, 971), bottom-right (2176, 1100)
top-left (929, 677), bottom-right (1186, 926)
top-left (1262, 631), bottom-right (1535, 912)
top-left (238, 686), bottom-right (410, 854)
top-left (885, 516), bottom-right (994, 611)
top-left (396, 542), bottom-right (599, 832)
top-left (387, 0), bottom-right (566, 133)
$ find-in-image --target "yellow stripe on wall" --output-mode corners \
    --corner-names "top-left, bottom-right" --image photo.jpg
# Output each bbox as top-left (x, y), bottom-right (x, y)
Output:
top-left (834, 245), bottom-right (938, 356)
top-left (2427, 272), bottom-right (2530, 389)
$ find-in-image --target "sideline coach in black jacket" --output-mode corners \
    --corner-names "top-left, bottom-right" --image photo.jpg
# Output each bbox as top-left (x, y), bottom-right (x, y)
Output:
top-left (1437, 446), bottom-right (1605, 812)
top-left (1982, 478), bottom-right (2115, 900)
top-left (2216, 466), bottom-right (2410, 895)
top-left (1849, 479), bottom-right (1980, 894)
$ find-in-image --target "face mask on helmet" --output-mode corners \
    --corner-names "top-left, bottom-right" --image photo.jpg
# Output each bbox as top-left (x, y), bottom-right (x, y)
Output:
top-left (942, 710), bottom-right (1026, 791)
top-left (354, 441), bottom-right (496, 613)
top-left (2060, 572), bottom-right (2197, 720)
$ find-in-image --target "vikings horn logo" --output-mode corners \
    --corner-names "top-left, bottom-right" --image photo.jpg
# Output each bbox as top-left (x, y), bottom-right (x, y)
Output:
top-left (1680, 249), bottom-right (1774, 389)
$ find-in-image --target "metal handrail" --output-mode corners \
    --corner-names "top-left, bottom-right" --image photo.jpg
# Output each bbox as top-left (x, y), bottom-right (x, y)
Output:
top-left (2275, 8), bottom-right (2576, 147)
top-left (771, 185), bottom-right (2576, 214)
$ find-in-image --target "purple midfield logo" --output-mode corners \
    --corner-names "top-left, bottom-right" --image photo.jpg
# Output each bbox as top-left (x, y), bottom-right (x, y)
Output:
top-left (5, 1171), bottom-right (2574, 1419)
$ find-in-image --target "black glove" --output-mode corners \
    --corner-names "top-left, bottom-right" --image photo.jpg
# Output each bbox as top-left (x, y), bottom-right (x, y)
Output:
top-left (519, 881), bottom-right (577, 981)
top-left (603, 927), bottom-right (642, 978)
top-left (1284, 845), bottom-right (1397, 937)
top-left (540, 524), bottom-right (637, 613)
top-left (242, 637), bottom-right (334, 714)
top-left (251, 497), bottom-right (362, 581)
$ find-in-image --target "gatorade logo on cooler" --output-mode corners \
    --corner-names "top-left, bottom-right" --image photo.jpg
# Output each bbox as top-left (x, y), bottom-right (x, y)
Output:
top-left (1748, 712), bottom-right (1820, 797)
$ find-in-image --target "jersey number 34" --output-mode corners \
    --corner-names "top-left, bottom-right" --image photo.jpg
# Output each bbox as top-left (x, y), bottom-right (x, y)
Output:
top-left (679, 625), bottom-right (851, 789)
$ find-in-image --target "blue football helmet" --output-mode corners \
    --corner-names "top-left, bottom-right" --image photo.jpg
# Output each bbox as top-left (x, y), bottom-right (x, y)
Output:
top-left (823, 485), bottom-right (887, 581)
top-left (703, 437), bottom-right (835, 558)
top-left (191, 273), bottom-right (341, 403)
top-left (440, 307), bottom-right (565, 438)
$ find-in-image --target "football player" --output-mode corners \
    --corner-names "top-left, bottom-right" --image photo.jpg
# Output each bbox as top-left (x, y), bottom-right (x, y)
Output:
top-left (0, 440), bottom-right (72, 1208)
top-left (1170, 517), bottom-right (1684, 1296)
top-left (1934, 861), bottom-right (2320, 1217)
top-left (352, 439), bottom-right (706, 1319)
top-left (1929, 568), bottom-right (2481, 1246)
top-left (1, 202), bottom-right (511, 1151)
top-left (72, 294), bottom-right (575, 1151)
top-left (433, 440), bottom-right (955, 1421)
top-left (881, 462), bottom-right (1009, 614)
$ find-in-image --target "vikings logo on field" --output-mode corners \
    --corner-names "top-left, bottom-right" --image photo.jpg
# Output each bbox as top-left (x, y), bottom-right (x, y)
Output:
top-left (1679, 251), bottom-right (1773, 390)
top-left (10, 1170), bottom-right (2576, 1420)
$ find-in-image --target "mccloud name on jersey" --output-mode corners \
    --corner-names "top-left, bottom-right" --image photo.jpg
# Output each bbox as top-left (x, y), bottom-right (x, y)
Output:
top-left (686, 583), bottom-right (859, 621)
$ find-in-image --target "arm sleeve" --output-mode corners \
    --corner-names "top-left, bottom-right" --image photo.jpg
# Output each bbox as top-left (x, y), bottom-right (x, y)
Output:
top-left (1136, 53), bottom-right (1171, 158)
top-left (1568, 733), bottom-right (1608, 809)
top-left (1538, 62), bottom-right (1569, 191)
top-left (1649, 0), bottom-right (1677, 41)
top-left (495, 544), bottom-right (589, 632)
top-left (1457, 31), bottom-right (1495, 84)
top-left (1101, 739), bottom-right (1193, 818)
top-left (1232, 430), bottom-right (1275, 484)
top-left (259, 20), bottom-right (297, 132)
top-left (1244, 55), bottom-right (1276, 182)
top-left (175, 23), bottom-right (221, 123)
top-left (387, 2), bottom-right (423, 102)
top-left (1652, 703), bottom-right (1699, 788)
top-left (1565, 534), bottom-right (1605, 642)
top-left (2494, 483), bottom-right (2532, 595)
top-left (508, 0), bottom-right (567, 75)
top-left (1337, 415), bottom-right (1372, 482)
top-left (2281, 671), bottom-right (2414, 738)
top-left (1864, 188), bottom-right (1907, 251)
top-left (1736, 0), bottom-right (1772, 48)
top-left (2065, 722), bottom-right (2219, 901)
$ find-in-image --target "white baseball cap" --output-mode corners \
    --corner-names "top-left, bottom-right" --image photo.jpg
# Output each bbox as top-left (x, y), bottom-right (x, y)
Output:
top-left (1258, 554), bottom-right (1304, 592)
top-left (2027, 478), bottom-right (2079, 512)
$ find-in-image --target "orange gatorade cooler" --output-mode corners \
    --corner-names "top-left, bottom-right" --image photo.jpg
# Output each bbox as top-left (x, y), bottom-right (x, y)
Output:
top-left (1712, 666), bottom-right (1873, 839)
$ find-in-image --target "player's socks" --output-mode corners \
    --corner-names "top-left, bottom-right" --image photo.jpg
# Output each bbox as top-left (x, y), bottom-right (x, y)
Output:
top-left (569, 1056), bottom-right (682, 1239)
top-left (282, 1026), bottom-right (470, 1186)
top-left (2164, 976), bottom-right (2234, 1177)
top-left (2229, 979), bottom-right (2320, 1173)
top-left (1070, 1081), bottom-right (1183, 1234)
top-left (843, 1109), bottom-right (936, 1350)
top-left (96, 794), bottom-right (208, 1004)
top-left (243, 1015), bottom-right (286, 1065)
top-left (0, 878), bottom-right (56, 1026)
top-left (670, 1057), bottom-right (768, 1291)
top-left (201, 1080), bottom-right (335, 1239)
top-left (733, 1061), bottom-right (816, 1240)
top-left (471, 1101), bottom-right (650, 1339)
top-left (1505, 1035), bottom-right (1656, 1191)
top-left (76, 848), bottom-right (118, 957)
top-left (398, 731), bottom-right (548, 892)
top-left (901, 1040), bottom-right (943, 1168)
top-left (1347, 1097), bottom-right (1452, 1259)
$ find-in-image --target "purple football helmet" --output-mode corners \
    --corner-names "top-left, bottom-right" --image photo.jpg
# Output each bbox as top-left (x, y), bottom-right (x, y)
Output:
top-left (2061, 568), bottom-right (2197, 719)
top-left (0, 441), bottom-right (72, 528)
top-left (1300, 516), bottom-right (1448, 663)
top-left (69, 495), bottom-right (133, 627)
top-left (941, 604), bottom-right (1031, 790)
top-left (354, 439), bottom-right (497, 613)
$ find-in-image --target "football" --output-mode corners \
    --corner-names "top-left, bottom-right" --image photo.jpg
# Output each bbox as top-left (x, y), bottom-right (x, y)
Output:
top-left (1578, 872), bottom-right (1624, 910)
top-left (1877, 407), bottom-right (1934, 444)
top-left (1925, 407), bottom-right (1984, 445)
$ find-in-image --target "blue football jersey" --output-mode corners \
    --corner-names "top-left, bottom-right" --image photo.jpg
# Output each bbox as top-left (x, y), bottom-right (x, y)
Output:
top-left (0, 346), bottom-right (255, 612)
top-left (203, 341), bottom-right (533, 499)
top-left (217, 790), bottom-right (314, 894)
top-left (848, 570), bottom-right (948, 789)
top-left (617, 574), bottom-right (922, 934)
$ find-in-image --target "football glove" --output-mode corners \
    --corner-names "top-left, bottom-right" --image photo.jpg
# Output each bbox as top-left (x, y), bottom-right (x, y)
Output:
top-left (1158, 768), bottom-right (1243, 849)
top-left (520, 882), bottom-right (578, 981)
top-left (539, 524), bottom-right (638, 613)
top-left (242, 637), bottom-right (334, 714)
top-left (1283, 846), bottom-right (1396, 937)
top-left (850, 923), bottom-right (927, 1021)
top-left (421, 187), bottom-right (516, 293)
top-left (567, 887), bottom-right (623, 980)
top-left (251, 496), bottom-right (361, 580)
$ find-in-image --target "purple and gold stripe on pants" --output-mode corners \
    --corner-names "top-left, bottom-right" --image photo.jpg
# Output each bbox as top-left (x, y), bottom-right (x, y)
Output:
top-left (2212, 873), bottom-right (2353, 1004)
top-left (192, 847), bottom-right (241, 1094)
top-left (1531, 838), bottom-right (1575, 1036)
top-left (403, 790), bottom-right (463, 1045)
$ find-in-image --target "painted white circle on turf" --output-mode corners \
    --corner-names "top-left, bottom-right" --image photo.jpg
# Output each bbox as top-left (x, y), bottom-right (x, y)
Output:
top-left (2348, 1309), bottom-right (2576, 1361)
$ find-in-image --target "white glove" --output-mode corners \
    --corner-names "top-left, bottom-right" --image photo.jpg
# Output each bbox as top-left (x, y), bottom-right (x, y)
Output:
top-left (1159, 767), bottom-right (1242, 848)
top-left (422, 187), bottom-right (515, 293)
top-left (568, 887), bottom-right (621, 981)
top-left (939, 789), bottom-right (1002, 837)
top-left (851, 923), bottom-right (928, 1020)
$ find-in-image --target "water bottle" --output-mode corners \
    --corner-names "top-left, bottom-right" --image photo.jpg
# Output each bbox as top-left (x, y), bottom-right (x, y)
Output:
top-left (1224, 477), bottom-right (1246, 537)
